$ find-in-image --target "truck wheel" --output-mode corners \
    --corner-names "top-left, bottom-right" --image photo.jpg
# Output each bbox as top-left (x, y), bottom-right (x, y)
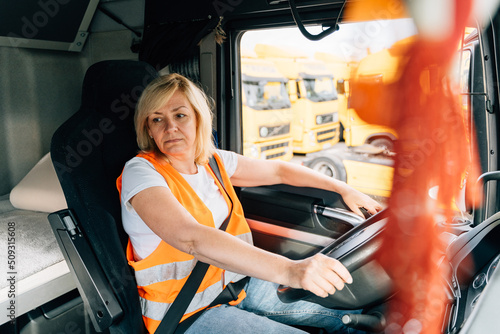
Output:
top-left (370, 138), bottom-right (394, 151)
top-left (309, 156), bottom-right (347, 182)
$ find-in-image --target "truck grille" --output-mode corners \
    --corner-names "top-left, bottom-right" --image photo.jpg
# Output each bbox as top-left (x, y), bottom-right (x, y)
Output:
top-left (317, 128), bottom-right (336, 143)
top-left (267, 152), bottom-right (287, 159)
top-left (262, 141), bottom-right (288, 151)
top-left (261, 141), bottom-right (290, 160)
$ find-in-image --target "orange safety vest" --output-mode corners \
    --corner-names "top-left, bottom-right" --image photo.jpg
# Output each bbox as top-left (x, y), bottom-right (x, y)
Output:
top-left (116, 152), bottom-right (252, 334)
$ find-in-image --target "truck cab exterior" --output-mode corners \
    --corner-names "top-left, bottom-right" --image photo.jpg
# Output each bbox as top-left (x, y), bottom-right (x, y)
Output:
top-left (342, 37), bottom-right (417, 150)
top-left (317, 45), bottom-right (400, 151)
top-left (240, 49), bottom-right (294, 161)
top-left (254, 44), bottom-right (340, 154)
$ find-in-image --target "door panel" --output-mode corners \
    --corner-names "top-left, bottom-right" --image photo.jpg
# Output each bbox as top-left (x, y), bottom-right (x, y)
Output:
top-left (239, 184), bottom-right (364, 259)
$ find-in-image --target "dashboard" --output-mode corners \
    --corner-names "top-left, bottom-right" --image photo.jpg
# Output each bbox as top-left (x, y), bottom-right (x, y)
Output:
top-left (442, 212), bottom-right (500, 333)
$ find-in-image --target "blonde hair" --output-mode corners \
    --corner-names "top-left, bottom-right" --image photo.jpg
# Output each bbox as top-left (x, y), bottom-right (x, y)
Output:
top-left (135, 73), bottom-right (216, 164)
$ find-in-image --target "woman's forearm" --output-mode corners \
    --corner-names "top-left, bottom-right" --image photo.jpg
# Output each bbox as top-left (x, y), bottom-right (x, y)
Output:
top-left (187, 224), bottom-right (352, 297)
top-left (232, 157), bottom-right (382, 216)
top-left (132, 187), bottom-right (297, 286)
top-left (276, 161), bottom-right (350, 196)
top-left (187, 224), bottom-right (294, 286)
top-left (275, 161), bottom-right (382, 216)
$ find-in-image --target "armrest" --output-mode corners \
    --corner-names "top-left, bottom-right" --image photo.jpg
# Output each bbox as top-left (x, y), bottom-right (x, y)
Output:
top-left (48, 209), bottom-right (123, 331)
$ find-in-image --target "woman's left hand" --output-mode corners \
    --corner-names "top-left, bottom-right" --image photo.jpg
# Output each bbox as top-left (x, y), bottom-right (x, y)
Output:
top-left (340, 187), bottom-right (383, 217)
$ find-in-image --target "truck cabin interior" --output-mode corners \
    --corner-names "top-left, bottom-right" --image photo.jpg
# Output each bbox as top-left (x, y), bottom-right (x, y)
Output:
top-left (1, 1), bottom-right (500, 333)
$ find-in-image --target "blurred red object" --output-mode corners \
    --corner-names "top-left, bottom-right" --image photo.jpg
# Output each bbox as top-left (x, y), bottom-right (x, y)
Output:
top-left (346, 0), bottom-right (480, 332)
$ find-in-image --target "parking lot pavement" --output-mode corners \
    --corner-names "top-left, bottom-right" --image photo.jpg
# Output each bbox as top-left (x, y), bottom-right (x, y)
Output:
top-left (290, 154), bottom-right (306, 165)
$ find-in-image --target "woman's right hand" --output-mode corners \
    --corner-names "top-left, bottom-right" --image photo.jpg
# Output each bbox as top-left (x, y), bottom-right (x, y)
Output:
top-left (288, 253), bottom-right (353, 298)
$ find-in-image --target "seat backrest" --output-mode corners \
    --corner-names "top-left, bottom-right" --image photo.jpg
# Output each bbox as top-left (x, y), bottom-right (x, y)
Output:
top-left (50, 60), bottom-right (159, 333)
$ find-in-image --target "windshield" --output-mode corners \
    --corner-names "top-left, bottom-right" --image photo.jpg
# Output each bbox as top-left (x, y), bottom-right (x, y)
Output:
top-left (303, 77), bottom-right (338, 102)
top-left (243, 81), bottom-right (291, 110)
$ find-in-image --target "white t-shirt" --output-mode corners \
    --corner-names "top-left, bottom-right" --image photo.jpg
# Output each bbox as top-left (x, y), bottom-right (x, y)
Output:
top-left (120, 149), bottom-right (238, 261)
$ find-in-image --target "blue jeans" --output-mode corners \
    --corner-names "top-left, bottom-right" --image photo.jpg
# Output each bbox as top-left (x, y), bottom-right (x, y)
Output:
top-left (184, 277), bottom-right (365, 334)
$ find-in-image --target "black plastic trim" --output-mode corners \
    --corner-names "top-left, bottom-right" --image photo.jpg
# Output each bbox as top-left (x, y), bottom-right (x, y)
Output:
top-left (48, 209), bottom-right (123, 331)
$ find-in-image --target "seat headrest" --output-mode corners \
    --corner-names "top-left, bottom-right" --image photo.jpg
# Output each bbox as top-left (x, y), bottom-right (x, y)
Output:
top-left (81, 60), bottom-right (158, 111)
top-left (51, 60), bottom-right (160, 219)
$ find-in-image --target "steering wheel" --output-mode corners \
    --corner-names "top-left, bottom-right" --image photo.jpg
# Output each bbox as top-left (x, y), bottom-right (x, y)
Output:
top-left (277, 208), bottom-right (393, 309)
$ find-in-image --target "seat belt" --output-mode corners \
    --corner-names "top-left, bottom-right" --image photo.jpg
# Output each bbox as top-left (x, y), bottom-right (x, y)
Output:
top-left (155, 154), bottom-right (246, 334)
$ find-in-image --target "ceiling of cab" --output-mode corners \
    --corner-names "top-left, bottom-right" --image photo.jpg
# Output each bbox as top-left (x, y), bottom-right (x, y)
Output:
top-left (0, 0), bottom-right (414, 54)
top-left (0, 0), bottom-right (99, 51)
top-left (0, 0), bottom-right (145, 51)
top-left (89, 0), bottom-right (144, 33)
top-left (144, 0), bottom-right (347, 28)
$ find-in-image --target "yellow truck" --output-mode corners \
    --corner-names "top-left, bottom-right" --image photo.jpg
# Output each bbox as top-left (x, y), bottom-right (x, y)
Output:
top-left (314, 52), bottom-right (353, 142)
top-left (254, 44), bottom-right (340, 154)
top-left (241, 49), bottom-right (294, 160)
top-left (316, 51), bottom-right (398, 151)
top-left (303, 42), bottom-right (412, 199)
top-left (305, 51), bottom-right (400, 200)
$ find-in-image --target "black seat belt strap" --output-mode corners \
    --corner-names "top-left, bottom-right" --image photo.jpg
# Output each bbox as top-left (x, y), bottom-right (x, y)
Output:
top-left (155, 154), bottom-right (240, 334)
top-left (208, 154), bottom-right (234, 230)
top-left (156, 261), bottom-right (210, 334)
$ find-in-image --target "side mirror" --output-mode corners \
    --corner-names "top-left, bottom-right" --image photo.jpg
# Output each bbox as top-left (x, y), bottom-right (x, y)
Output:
top-left (295, 81), bottom-right (302, 99)
top-left (473, 171), bottom-right (500, 226)
top-left (287, 80), bottom-right (300, 101)
top-left (337, 79), bottom-right (346, 95)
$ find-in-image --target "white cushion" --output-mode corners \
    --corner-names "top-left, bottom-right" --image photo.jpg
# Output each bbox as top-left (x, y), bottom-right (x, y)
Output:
top-left (10, 153), bottom-right (67, 213)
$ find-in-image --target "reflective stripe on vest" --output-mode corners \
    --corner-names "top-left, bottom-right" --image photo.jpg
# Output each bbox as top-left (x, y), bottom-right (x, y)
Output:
top-left (140, 271), bottom-right (247, 321)
top-left (134, 232), bottom-right (252, 287)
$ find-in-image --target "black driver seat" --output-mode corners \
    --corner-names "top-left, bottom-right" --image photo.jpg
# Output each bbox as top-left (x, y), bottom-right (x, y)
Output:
top-left (49, 60), bottom-right (159, 333)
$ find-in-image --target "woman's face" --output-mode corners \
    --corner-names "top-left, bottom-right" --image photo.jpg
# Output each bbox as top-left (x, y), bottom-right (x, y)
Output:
top-left (147, 90), bottom-right (198, 160)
